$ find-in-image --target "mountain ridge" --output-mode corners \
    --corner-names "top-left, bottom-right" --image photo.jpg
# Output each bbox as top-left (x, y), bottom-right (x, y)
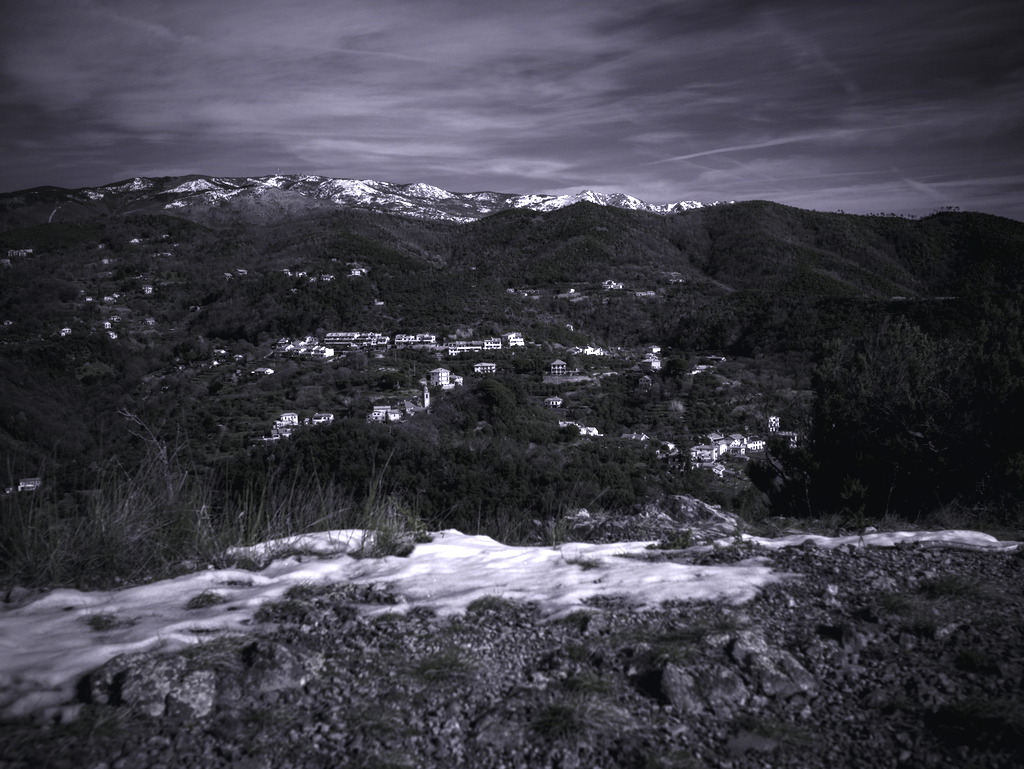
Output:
top-left (0, 173), bottom-right (713, 229)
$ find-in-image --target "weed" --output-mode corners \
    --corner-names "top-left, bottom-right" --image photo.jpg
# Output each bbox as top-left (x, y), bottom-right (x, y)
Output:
top-left (83, 613), bottom-right (136, 631)
top-left (532, 702), bottom-right (582, 741)
top-left (955, 649), bottom-right (1001, 675)
top-left (928, 697), bottom-right (1024, 750)
top-left (564, 641), bottom-right (592, 663)
top-left (561, 610), bottom-right (595, 633)
top-left (466, 594), bottom-right (519, 615)
top-left (562, 552), bottom-right (603, 570)
top-left (878, 592), bottom-right (914, 615)
top-left (351, 492), bottom-right (431, 559)
top-left (877, 591), bottom-right (942, 637)
top-left (646, 530), bottom-right (694, 550)
top-left (531, 695), bottom-right (630, 743)
top-left (916, 574), bottom-right (982, 599)
top-left (732, 714), bottom-right (818, 751)
top-left (185, 590), bottom-right (228, 610)
top-left (561, 672), bottom-right (613, 695)
top-left (537, 514), bottom-right (576, 546)
top-left (580, 593), bottom-right (633, 610)
top-left (0, 420), bottom-right (379, 589)
top-left (411, 647), bottom-right (474, 683)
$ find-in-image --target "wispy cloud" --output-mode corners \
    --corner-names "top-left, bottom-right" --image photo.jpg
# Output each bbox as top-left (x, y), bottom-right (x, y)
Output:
top-left (644, 130), bottom-right (861, 165)
top-left (0, 0), bottom-right (1020, 219)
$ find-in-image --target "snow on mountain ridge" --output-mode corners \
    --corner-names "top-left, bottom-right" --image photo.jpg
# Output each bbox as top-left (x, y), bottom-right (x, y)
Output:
top-left (164, 178), bottom-right (225, 195)
top-left (76, 173), bottom-right (710, 222)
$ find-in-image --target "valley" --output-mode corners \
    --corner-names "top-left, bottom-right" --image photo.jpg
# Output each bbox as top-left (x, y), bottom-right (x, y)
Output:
top-left (2, 177), bottom-right (1024, 589)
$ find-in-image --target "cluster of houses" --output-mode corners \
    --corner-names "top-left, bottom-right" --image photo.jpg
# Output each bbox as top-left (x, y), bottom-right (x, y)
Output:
top-left (367, 383), bottom-right (432, 423)
top-left (687, 417), bottom-right (798, 476)
top-left (36, 266), bottom-right (161, 341)
top-left (273, 336), bottom-right (336, 359)
top-left (287, 331), bottom-right (527, 356)
top-left (262, 411), bottom-right (335, 441)
top-left (689, 433), bottom-right (767, 463)
top-left (278, 269), bottom-right (335, 282)
top-left (547, 346), bottom-right (661, 377)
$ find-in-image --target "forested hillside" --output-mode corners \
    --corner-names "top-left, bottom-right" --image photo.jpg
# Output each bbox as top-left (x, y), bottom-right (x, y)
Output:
top-left (2, 196), bottom-right (1023, 586)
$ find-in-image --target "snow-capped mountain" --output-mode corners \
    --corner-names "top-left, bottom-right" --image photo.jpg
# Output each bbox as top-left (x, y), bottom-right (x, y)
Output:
top-left (0, 174), bottom-right (712, 227)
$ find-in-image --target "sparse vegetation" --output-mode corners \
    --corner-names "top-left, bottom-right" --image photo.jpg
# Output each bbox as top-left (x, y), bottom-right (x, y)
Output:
top-left (84, 613), bottom-right (137, 631)
top-left (646, 529), bottom-right (694, 550)
top-left (465, 595), bottom-right (518, 615)
top-left (185, 590), bottom-right (228, 610)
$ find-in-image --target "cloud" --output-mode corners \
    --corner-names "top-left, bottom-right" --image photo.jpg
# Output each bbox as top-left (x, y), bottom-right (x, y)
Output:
top-left (0, 0), bottom-right (1020, 219)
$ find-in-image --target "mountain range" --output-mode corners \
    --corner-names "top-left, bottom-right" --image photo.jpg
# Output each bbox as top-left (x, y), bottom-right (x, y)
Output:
top-left (0, 174), bottom-right (711, 230)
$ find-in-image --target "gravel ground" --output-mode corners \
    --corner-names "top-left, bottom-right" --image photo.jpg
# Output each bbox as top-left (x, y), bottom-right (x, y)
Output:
top-left (2, 540), bottom-right (1022, 768)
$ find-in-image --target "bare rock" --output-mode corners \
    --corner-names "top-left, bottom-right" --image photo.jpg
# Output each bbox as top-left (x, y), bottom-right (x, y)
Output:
top-left (661, 663), bottom-right (750, 716)
top-left (166, 669), bottom-right (217, 719)
top-left (85, 653), bottom-right (194, 717)
top-left (239, 639), bottom-right (324, 693)
top-left (728, 630), bottom-right (818, 699)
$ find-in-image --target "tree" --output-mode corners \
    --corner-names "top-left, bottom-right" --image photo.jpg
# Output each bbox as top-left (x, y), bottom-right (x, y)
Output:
top-left (807, 317), bottom-right (965, 519)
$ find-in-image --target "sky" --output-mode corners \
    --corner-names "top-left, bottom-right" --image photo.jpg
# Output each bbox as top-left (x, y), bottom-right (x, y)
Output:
top-left (1, 0), bottom-right (1022, 220)
top-left (0, 527), bottom-right (1018, 719)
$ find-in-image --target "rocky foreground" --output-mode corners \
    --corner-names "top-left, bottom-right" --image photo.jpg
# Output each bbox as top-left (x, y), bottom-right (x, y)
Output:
top-left (2, 537), bottom-right (1022, 769)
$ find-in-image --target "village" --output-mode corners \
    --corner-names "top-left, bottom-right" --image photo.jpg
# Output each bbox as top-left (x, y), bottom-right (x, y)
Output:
top-left (3, 239), bottom-right (804, 502)
top-left (253, 328), bottom-right (799, 482)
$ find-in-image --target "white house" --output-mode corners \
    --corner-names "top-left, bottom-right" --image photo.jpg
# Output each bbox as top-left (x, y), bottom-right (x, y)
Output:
top-left (707, 433), bottom-right (729, 453)
top-left (549, 360), bottom-right (567, 376)
top-left (429, 367), bottom-right (458, 389)
top-left (689, 445), bottom-right (718, 463)
top-left (642, 353), bottom-right (662, 371)
top-left (18, 477), bottom-right (42, 492)
top-left (503, 332), bottom-right (525, 347)
top-left (474, 362), bottom-right (497, 374)
top-left (545, 396), bottom-right (564, 408)
top-left (278, 412), bottom-right (299, 426)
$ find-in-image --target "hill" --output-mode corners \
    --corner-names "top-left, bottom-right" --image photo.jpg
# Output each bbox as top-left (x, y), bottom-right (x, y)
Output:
top-left (2, 182), bottom-right (1024, 588)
